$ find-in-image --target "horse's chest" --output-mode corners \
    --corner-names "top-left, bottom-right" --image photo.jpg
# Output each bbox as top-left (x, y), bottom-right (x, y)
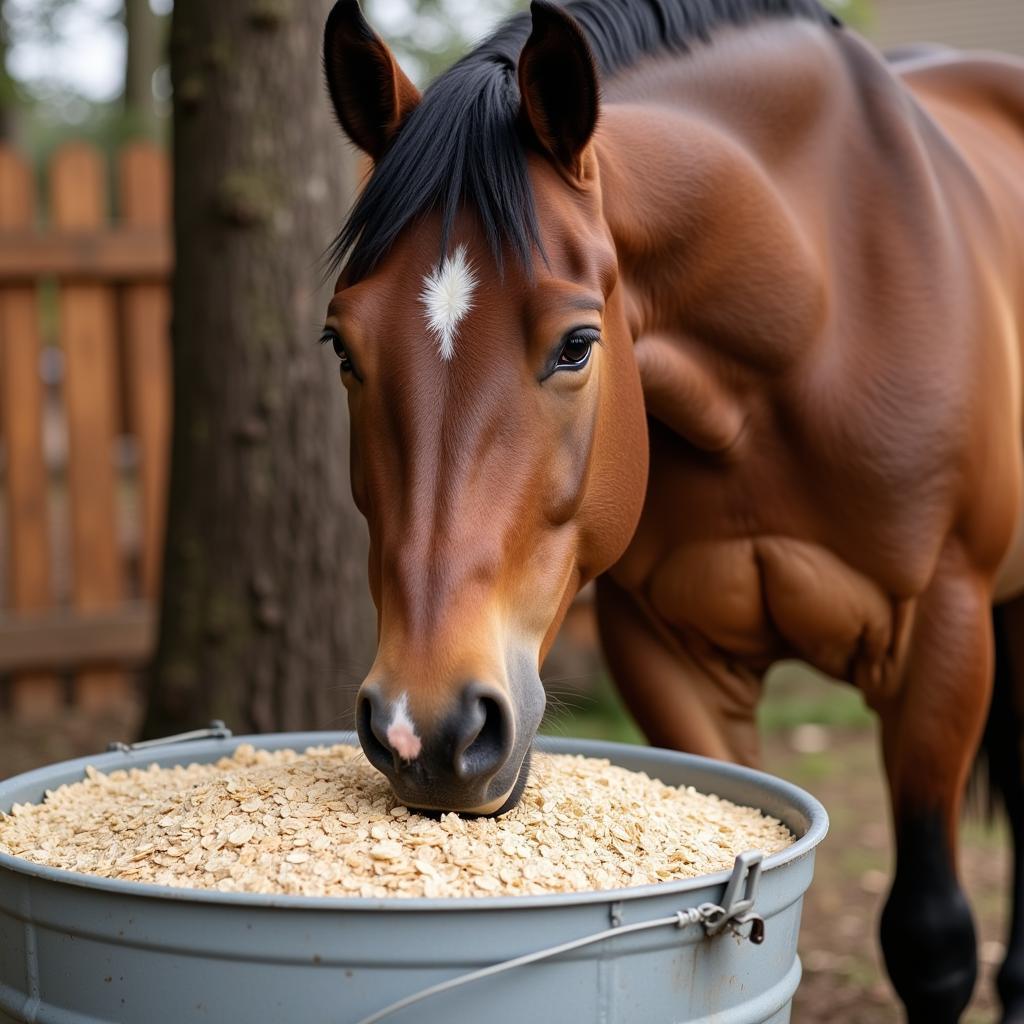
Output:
top-left (643, 536), bottom-right (904, 691)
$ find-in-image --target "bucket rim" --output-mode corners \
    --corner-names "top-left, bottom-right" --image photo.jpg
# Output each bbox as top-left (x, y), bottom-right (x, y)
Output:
top-left (0, 731), bottom-right (828, 912)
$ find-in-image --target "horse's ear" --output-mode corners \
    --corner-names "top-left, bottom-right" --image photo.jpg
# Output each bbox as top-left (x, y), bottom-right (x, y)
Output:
top-left (323, 0), bottom-right (421, 160)
top-left (517, 0), bottom-right (599, 177)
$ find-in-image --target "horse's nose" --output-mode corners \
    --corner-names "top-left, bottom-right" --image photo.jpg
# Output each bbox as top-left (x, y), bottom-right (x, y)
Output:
top-left (355, 682), bottom-right (515, 808)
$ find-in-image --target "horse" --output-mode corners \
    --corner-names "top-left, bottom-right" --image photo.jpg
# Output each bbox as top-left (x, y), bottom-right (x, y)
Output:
top-left (319, 1), bottom-right (1024, 1019)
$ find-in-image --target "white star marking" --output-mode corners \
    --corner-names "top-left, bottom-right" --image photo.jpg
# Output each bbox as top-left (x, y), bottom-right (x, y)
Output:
top-left (420, 244), bottom-right (477, 362)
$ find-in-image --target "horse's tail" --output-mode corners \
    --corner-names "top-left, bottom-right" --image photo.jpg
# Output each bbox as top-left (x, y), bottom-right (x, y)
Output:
top-left (975, 603), bottom-right (1024, 821)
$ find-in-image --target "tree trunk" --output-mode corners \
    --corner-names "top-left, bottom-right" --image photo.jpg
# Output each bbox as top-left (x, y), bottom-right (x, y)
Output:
top-left (123, 0), bottom-right (164, 140)
top-left (143, 0), bottom-right (376, 739)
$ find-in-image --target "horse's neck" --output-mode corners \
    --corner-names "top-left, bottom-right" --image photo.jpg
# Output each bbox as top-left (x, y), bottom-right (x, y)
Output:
top-left (594, 20), bottom-right (932, 373)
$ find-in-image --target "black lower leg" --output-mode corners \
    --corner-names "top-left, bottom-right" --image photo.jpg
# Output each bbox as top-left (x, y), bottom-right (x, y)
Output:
top-left (988, 604), bottom-right (1024, 1021)
top-left (1000, 817), bottom-right (1024, 1022)
top-left (880, 809), bottom-right (977, 1024)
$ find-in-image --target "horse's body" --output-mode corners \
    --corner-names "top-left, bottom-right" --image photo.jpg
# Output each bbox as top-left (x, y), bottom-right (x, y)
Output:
top-left (593, 28), bottom-right (1024, 1020)
top-left (597, 25), bottom-right (1024, 755)
top-left (321, 3), bottom-right (1024, 1020)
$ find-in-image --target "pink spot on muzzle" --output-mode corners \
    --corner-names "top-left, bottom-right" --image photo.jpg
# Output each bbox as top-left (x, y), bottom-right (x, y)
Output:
top-left (387, 721), bottom-right (422, 761)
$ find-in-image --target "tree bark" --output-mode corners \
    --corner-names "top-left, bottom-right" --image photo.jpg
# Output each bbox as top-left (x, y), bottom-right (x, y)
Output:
top-left (143, 0), bottom-right (376, 738)
top-left (123, 0), bottom-right (164, 141)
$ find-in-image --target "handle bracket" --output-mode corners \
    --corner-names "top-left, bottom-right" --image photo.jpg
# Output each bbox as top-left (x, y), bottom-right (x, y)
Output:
top-left (702, 849), bottom-right (765, 943)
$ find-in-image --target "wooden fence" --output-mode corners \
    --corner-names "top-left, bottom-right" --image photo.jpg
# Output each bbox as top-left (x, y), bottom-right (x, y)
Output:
top-left (0, 141), bottom-right (172, 719)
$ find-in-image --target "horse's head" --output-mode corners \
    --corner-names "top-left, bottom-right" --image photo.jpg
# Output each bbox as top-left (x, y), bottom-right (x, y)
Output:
top-left (322, 0), bottom-right (647, 813)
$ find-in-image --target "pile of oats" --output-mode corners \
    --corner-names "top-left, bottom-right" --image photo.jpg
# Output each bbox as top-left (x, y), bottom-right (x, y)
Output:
top-left (0, 745), bottom-right (792, 898)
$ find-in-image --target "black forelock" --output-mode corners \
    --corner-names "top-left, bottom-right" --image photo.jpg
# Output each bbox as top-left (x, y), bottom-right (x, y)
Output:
top-left (328, 0), bottom-right (840, 283)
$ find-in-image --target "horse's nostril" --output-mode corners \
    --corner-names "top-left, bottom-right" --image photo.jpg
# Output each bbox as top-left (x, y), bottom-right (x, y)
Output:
top-left (357, 693), bottom-right (395, 773)
top-left (456, 696), bottom-right (509, 780)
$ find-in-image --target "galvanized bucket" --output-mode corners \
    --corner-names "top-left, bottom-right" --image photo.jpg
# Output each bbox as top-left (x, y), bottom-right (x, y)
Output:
top-left (0, 730), bottom-right (827, 1024)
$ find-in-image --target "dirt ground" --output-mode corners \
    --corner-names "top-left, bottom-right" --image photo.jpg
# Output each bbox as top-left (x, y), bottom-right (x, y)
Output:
top-left (0, 684), bottom-right (1012, 1024)
top-left (768, 728), bottom-right (1009, 1024)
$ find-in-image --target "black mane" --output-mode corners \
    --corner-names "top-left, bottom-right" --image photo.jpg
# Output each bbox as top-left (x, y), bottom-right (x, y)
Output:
top-left (330, 0), bottom-right (839, 281)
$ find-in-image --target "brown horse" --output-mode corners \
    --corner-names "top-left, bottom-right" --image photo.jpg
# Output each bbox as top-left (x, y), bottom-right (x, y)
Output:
top-left (320, 1), bottom-right (1024, 1019)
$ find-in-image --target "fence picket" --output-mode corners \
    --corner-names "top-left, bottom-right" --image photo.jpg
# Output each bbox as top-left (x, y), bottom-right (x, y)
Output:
top-left (119, 143), bottom-right (171, 600)
top-left (51, 143), bottom-right (132, 712)
top-left (0, 149), bottom-right (63, 717)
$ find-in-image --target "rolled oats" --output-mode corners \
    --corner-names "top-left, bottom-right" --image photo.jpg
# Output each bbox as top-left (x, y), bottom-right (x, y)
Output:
top-left (0, 744), bottom-right (792, 898)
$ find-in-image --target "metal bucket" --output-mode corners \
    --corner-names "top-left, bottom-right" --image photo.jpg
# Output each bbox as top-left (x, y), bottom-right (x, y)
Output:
top-left (0, 730), bottom-right (827, 1024)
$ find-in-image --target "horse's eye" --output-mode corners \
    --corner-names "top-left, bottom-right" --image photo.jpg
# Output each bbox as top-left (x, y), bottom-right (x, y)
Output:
top-left (321, 328), bottom-right (353, 373)
top-left (556, 328), bottom-right (598, 370)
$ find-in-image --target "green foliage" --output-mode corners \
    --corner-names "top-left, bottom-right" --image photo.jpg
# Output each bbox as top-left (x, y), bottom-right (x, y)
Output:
top-left (758, 662), bottom-right (874, 731)
top-left (1, 0), bottom-right (875, 145)
top-left (821, 0), bottom-right (873, 33)
top-left (5, 0), bottom-right (115, 105)
top-left (366, 0), bottom-right (520, 84)
top-left (1, 0), bottom-right (170, 166)
top-left (7, 0), bottom-right (81, 42)
top-left (18, 98), bottom-right (140, 171)
top-left (543, 660), bottom-right (874, 750)
top-left (368, 0), bottom-right (875, 85)
top-left (541, 673), bottom-right (645, 745)
top-left (0, 2), bottom-right (16, 109)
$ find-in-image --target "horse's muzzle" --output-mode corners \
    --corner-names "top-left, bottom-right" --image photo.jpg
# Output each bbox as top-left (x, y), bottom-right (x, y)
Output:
top-left (356, 681), bottom-right (531, 814)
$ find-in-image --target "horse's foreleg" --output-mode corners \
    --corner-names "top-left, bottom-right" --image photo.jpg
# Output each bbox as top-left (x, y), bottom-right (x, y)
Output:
top-left (878, 559), bottom-right (992, 1023)
top-left (988, 597), bottom-right (1024, 1023)
top-left (594, 575), bottom-right (761, 766)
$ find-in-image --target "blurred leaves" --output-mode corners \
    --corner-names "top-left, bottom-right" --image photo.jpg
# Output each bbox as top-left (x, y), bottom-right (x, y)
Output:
top-left (369, 0), bottom-right (875, 85)
top-left (4, 0), bottom-right (123, 133)
top-left (1, 0), bottom-right (170, 161)
top-left (0, 1), bottom-right (15, 103)
top-left (7, 0), bottom-right (85, 41)
top-left (366, 0), bottom-right (520, 84)
top-left (822, 0), bottom-right (873, 33)
top-left (2, 0), bottom-right (877, 107)
top-left (0, 0), bottom-right (874, 159)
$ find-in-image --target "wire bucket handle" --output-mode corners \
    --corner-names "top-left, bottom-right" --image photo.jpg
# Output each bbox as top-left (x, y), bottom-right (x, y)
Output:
top-left (355, 849), bottom-right (766, 1024)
